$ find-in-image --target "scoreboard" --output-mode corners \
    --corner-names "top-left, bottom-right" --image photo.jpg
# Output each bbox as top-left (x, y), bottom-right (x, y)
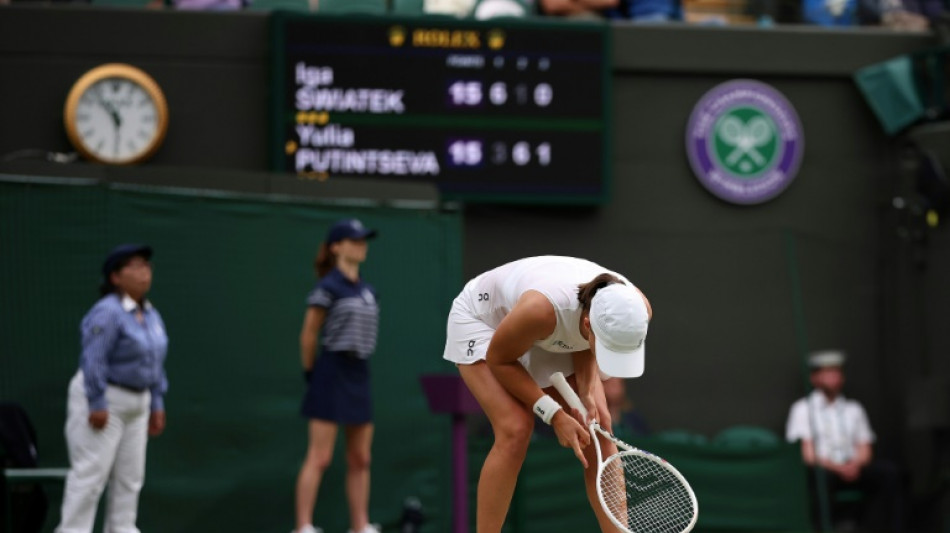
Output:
top-left (271, 13), bottom-right (610, 204)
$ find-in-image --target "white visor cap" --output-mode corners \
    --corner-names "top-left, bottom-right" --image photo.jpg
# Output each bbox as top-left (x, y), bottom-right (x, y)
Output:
top-left (589, 283), bottom-right (649, 378)
top-left (808, 350), bottom-right (846, 369)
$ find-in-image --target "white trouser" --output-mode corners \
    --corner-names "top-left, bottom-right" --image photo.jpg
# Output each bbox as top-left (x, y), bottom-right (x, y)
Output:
top-left (56, 371), bottom-right (150, 533)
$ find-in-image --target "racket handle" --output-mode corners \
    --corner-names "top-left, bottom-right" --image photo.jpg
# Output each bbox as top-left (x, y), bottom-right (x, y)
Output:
top-left (549, 372), bottom-right (589, 419)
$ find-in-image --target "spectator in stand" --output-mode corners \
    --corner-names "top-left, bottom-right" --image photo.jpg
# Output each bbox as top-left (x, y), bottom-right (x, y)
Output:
top-left (147, 0), bottom-right (245, 9)
top-left (538, 0), bottom-right (679, 22)
top-left (872, 0), bottom-right (934, 30)
top-left (603, 377), bottom-right (651, 436)
top-left (537, 0), bottom-right (619, 17)
top-left (801, 0), bottom-right (857, 24)
top-left (800, 0), bottom-right (932, 29)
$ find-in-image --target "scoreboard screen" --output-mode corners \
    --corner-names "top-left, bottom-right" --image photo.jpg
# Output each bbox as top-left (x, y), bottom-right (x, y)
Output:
top-left (271, 13), bottom-right (611, 204)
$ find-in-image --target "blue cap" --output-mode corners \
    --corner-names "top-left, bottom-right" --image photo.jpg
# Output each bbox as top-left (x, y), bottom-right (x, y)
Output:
top-left (102, 243), bottom-right (152, 279)
top-left (326, 219), bottom-right (377, 244)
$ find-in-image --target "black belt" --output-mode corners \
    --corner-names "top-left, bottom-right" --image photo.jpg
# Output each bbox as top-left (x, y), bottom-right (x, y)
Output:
top-left (329, 350), bottom-right (361, 359)
top-left (107, 380), bottom-right (147, 393)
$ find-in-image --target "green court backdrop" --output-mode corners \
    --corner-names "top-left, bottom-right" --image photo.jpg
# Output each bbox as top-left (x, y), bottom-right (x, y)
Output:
top-left (0, 175), bottom-right (462, 532)
top-left (0, 175), bottom-right (816, 532)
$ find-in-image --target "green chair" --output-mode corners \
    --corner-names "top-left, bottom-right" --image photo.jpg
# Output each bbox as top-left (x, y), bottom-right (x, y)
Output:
top-left (822, 486), bottom-right (865, 532)
top-left (248, 0), bottom-right (310, 11)
top-left (713, 425), bottom-right (781, 447)
top-left (248, 0), bottom-right (309, 11)
top-left (854, 54), bottom-right (926, 136)
top-left (392, 0), bottom-right (424, 14)
top-left (318, 0), bottom-right (388, 13)
top-left (653, 429), bottom-right (708, 445)
top-left (90, 0), bottom-right (154, 7)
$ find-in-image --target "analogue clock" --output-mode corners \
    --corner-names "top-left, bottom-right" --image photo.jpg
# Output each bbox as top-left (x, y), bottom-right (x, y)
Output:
top-left (63, 63), bottom-right (169, 165)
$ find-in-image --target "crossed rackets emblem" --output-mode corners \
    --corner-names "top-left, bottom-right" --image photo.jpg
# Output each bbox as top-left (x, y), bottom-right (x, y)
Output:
top-left (716, 115), bottom-right (773, 169)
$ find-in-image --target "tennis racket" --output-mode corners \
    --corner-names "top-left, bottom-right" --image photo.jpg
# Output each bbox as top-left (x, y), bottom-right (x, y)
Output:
top-left (549, 372), bottom-right (698, 533)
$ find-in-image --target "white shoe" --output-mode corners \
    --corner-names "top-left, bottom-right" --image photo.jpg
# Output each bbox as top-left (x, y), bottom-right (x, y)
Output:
top-left (347, 524), bottom-right (380, 533)
top-left (294, 525), bottom-right (323, 533)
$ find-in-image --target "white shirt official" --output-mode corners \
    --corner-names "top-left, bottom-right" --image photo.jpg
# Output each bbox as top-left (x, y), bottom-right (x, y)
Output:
top-left (786, 390), bottom-right (875, 465)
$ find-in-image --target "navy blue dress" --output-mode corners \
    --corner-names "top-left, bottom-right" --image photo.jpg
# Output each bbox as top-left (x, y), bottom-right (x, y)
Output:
top-left (301, 268), bottom-right (379, 424)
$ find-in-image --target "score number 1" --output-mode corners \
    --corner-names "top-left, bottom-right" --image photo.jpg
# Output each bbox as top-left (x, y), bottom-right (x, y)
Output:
top-left (448, 140), bottom-right (552, 167)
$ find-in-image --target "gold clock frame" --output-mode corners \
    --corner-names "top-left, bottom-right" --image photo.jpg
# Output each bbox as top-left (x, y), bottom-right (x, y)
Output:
top-left (63, 63), bottom-right (169, 165)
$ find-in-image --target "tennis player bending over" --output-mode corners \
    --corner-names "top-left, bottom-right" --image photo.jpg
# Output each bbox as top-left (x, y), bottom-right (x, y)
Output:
top-left (443, 255), bottom-right (651, 533)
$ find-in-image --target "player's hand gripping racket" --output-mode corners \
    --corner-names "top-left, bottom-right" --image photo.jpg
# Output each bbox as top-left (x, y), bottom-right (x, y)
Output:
top-left (550, 372), bottom-right (698, 533)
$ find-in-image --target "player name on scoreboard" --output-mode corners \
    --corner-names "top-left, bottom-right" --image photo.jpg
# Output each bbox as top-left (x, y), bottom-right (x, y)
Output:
top-left (292, 63), bottom-right (438, 176)
top-left (272, 14), bottom-right (610, 204)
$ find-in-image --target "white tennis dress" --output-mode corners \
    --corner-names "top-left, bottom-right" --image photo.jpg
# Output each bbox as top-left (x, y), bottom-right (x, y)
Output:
top-left (442, 256), bottom-right (633, 388)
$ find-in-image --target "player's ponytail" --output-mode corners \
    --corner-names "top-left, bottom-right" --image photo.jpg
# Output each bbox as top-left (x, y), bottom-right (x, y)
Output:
top-left (314, 241), bottom-right (336, 278)
top-left (577, 273), bottom-right (622, 311)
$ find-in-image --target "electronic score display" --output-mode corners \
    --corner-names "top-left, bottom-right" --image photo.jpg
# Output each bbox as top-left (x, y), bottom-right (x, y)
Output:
top-left (271, 13), bottom-right (610, 204)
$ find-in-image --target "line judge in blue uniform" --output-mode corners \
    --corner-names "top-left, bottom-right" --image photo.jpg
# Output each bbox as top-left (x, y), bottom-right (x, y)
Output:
top-left (56, 244), bottom-right (168, 533)
top-left (293, 219), bottom-right (381, 533)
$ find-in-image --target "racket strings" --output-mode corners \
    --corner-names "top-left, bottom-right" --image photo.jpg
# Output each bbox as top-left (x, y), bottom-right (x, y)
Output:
top-left (599, 454), bottom-right (695, 532)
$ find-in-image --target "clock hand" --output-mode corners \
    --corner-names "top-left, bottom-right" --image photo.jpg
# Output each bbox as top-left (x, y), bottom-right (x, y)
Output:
top-left (106, 101), bottom-right (120, 158)
top-left (96, 86), bottom-right (122, 128)
top-left (110, 107), bottom-right (122, 129)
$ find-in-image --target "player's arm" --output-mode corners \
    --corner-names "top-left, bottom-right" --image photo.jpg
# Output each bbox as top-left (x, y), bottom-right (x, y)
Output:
top-left (300, 306), bottom-right (327, 374)
top-left (486, 290), bottom-right (556, 405)
top-left (571, 350), bottom-right (609, 426)
top-left (487, 291), bottom-right (591, 464)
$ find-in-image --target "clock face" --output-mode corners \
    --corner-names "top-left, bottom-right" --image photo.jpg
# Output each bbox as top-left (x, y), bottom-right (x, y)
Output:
top-left (64, 64), bottom-right (168, 165)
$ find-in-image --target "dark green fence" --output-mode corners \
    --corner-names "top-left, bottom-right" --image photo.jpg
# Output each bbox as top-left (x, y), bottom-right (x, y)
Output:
top-left (0, 175), bottom-right (462, 532)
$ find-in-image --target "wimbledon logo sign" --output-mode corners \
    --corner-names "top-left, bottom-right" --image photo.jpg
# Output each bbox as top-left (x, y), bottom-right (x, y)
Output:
top-left (685, 80), bottom-right (804, 205)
